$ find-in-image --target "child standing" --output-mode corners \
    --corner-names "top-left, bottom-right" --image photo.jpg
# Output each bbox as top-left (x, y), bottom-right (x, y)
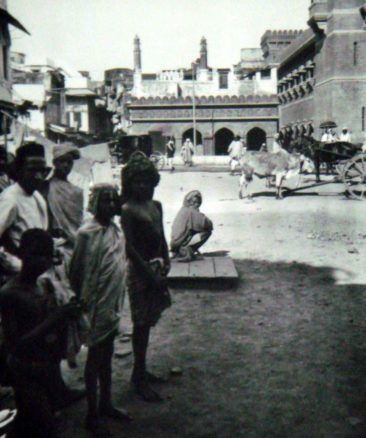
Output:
top-left (69, 184), bottom-right (131, 436)
top-left (0, 229), bottom-right (81, 438)
top-left (121, 152), bottom-right (171, 402)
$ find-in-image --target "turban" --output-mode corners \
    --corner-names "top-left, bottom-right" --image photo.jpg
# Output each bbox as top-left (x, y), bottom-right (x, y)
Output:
top-left (53, 143), bottom-right (80, 161)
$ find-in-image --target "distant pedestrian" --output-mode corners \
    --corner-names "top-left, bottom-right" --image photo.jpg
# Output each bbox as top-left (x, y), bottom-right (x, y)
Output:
top-left (272, 133), bottom-right (284, 153)
top-left (166, 136), bottom-right (176, 171)
top-left (228, 135), bottom-right (243, 175)
top-left (181, 138), bottom-right (194, 166)
top-left (260, 143), bottom-right (268, 152)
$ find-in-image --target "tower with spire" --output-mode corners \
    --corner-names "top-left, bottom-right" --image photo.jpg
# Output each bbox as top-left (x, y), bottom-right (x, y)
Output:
top-left (134, 35), bottom-right (141, 71)
top-left (199, 36), bottom-right (208, 69)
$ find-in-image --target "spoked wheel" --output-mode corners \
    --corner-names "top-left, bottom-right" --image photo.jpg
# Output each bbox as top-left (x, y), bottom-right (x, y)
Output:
top-left (342, 154), bottom-right (366, 200)
top-left (150, 152), bottom-right (165, 170)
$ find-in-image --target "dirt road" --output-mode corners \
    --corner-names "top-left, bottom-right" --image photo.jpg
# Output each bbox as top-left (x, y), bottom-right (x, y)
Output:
top-left (59, 170), bottom-right (366, 437)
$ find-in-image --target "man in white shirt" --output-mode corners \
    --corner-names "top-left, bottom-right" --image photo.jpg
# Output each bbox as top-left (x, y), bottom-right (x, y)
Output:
top-left (0, 143), bottom-right (84, 408)
top-left (228, 135), bottom-right (244, 174)
top-left (0, 143), bottom-right (49, 274)
top-left (272, 133), bottom-right (284, 153)
top-left (340, 127), bottom-right (352, 143)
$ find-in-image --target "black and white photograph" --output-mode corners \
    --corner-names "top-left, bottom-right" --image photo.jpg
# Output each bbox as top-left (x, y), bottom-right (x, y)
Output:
top-left (1, 0), bottom-right (366, 436)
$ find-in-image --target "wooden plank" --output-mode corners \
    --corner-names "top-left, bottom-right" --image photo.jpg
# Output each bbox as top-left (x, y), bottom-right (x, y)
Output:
top-left (213, 257), bottom-right (238, 278)
top-left (189, 258), bottom-right (215, 278)
top-left (168, 261), bottom-right (189, 278)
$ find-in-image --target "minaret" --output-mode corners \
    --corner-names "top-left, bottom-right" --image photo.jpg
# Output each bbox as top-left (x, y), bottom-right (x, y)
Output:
top-left (199, 36), bottom-right (208, 69)
top-left (134, 35), bottom-right (141, 71)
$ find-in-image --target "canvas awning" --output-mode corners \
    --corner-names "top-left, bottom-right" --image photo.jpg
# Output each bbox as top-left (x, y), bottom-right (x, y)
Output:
top-left (0, 8), bottom-right (30, 35)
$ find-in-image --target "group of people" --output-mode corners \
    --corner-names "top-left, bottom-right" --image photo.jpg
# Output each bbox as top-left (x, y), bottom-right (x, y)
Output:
top-left (321, 127), bottom-right (352, 143)
top-left (0, 140), bottom-right (214, 437)
top-left (165, 137), bottom-right (196, 169)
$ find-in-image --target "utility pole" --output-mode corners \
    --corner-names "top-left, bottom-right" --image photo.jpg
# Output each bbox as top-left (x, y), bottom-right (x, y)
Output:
top-left (192, 62), bottom-right (197, 149)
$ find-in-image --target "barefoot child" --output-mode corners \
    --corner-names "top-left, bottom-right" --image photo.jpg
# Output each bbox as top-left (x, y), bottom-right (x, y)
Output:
top-left (0, 229), bottom-right (81, 438)
top-left (121, 152), bottom-right (171, 402)
top-left (69, 184), bottom-right (131, 436)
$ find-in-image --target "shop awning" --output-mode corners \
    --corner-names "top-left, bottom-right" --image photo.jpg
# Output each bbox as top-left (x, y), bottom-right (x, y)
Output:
top-left (0, 8), bottom-right (30, 35)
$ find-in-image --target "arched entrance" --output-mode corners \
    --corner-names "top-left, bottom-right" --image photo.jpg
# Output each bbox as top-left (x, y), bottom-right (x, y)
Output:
top-left (182, 128), bottom-right (202, 146)
top-left (246, 127), bottom-right (266, 151)
top-left (214, 128), bottom-right (234, 155)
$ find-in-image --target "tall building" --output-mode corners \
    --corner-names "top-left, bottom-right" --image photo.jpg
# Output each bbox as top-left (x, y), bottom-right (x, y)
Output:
top-left (278, 0), bottom-right (366, 142)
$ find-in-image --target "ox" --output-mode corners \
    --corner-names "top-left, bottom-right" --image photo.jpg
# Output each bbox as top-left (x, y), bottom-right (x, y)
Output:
top-left (238, 150), bottom-right (303, 200)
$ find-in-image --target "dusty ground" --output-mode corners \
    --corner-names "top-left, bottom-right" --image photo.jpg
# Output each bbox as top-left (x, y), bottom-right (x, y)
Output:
top-left (12, 169), bottom-right (366, 437)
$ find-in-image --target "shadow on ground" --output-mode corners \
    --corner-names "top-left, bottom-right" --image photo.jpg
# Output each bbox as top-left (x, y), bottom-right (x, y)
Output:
top-left (58, 259), bottom-right (366, 437)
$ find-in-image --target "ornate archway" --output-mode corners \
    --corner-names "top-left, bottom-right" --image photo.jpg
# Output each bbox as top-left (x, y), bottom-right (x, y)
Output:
top-left (246, 127), bottom-right (266, 151)
top-left (182, 128), bottom-right (202, 146)
top-left (214, 128), bottom-right (234, 155)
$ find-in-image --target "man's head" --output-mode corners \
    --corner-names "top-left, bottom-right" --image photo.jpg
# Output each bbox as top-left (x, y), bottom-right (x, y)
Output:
top-left (14, 143), bottom-right (48, 194)
top-left (121, 151), bottom-right (160, 202)
top-left (19, 229), bottom-right (54, 277)
top-left (342, 127), bottom-right (348, 133)
top-left (184, 190), bottom-right (202, 210)
top-left (53, 143), bottom-right (80, 180)
top-left (0, 147), bottom-right (7, 175)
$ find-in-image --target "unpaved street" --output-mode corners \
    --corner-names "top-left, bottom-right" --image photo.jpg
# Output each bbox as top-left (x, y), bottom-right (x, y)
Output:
top-left (60, 170), bottom-right (366, 438)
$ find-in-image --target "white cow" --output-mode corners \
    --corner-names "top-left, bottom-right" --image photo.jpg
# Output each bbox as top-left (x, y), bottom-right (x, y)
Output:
top-left (239, 150), bottom-right (303, 200)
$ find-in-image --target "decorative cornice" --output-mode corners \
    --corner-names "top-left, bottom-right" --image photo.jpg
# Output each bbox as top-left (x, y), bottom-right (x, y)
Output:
top-left (129, 94), bottom-right (278, 106)
top-left (130, 116), bottom-right (279, 123)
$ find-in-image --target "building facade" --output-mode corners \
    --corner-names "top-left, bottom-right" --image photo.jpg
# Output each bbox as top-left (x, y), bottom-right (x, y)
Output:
top-left (0, 0), bottom-right (29, 143)
top-left (109, 34), bottom-right (297, 154)
top-left (278, 0), bottom-right (366, 142)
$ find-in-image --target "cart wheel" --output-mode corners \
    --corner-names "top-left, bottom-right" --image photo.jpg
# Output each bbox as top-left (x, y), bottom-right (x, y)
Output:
top-left (150, 152), bottom-right (165, 170)
top-left (342, 154), bottom-right (366, 200)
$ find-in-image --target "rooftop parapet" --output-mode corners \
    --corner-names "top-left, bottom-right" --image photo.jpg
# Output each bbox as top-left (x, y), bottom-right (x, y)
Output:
top-left (261, 29), bottom-right (304, 44)
top-left (129, 94), bottom-right (278, 106)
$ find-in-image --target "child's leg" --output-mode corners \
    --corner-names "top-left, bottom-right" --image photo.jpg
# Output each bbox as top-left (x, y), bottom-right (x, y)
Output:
top-left (131, 325), bottom-right (161, 402)
top-left (12, 370), bottom-right (57, 438)
top-left (85, 345), bottom-right (102, 419)
top-left (131, 325), bottom-right (149, 384)
top-left (99, 335), bottom-right (115, 409)
top-left (98, 334), bottom-right (132, 421)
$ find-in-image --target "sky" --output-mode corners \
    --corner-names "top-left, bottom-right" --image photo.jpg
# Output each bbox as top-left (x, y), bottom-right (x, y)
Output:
top-left (8, 0), bottom-right (310, 80)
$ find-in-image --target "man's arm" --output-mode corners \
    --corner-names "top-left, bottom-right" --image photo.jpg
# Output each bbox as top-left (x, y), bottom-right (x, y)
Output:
top-left (121, 206), bottom-right (161, 286)
top-left (155, 201), bottom-right (170, 272)
top-left (0, 194), bottom-right (17, 240)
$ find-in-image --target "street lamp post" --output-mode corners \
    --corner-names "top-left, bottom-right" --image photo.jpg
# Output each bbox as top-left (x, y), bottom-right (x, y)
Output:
top-left (192, 62), bottom-right (197, 149)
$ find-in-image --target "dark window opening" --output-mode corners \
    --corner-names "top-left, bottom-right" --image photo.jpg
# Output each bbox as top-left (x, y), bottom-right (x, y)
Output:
top-left (219, 73), bottom-right (228, 89)
top-left (261, 69), bottom-right (271, 80)
top-left (354, 42), bottom-right (358, 66)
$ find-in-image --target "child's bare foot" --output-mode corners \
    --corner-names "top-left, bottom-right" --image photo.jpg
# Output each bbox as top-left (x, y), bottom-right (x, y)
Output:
top-left (84, 414), bottom-right (111, 437)
top-left (146, 371), bottom-right (168, 384)
top-left (99, 404), bottom-right (133, 422)
top-left (132, 380), bottom-right (163, 402)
